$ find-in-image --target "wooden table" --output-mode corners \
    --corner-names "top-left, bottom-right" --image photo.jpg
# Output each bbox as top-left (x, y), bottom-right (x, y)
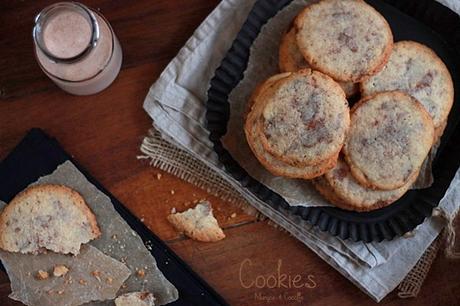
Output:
top-left (1, 1), bottom-right (459, 305)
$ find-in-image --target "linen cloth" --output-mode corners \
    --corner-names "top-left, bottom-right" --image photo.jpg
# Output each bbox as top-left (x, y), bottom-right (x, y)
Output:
top-left (142, 0), bottom-right (460, 301)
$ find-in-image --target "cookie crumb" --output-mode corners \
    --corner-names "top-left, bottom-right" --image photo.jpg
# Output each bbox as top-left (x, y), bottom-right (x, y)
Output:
top-left (57, 290), bottom-right (64, 295)
top-left (106, 277), bottom-right (113, 284)
top-left (170, 189), bottom-right (175, 195)
top-left (53, 265), bottom-right (69, 277)
top-left (112, 234), bottom-right (118, 240)
top-left (91, 270), bottom-right (102, 282)
top-left (137, 268), bottom-right (145, 278)
top-left (171, 207), bottom-right (176, 214)
top-left (36, 270), bottom-right (49, 280)
top-left (79, 279), bottom-right (88, 285)
top-left (65, 276), bottom-right (73, 285)
top-left (156, 173), bottom-right (162, 180)
top-left (230, 213), bottom-right (237, 218)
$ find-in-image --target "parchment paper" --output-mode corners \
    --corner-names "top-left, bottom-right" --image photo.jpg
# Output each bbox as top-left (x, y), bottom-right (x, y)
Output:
top-left (224, 0), bottom-right (436, 207)
top-left (0, 161), bottom-right (178, 305)
top-left (0, 242), bottom-right (131, 306)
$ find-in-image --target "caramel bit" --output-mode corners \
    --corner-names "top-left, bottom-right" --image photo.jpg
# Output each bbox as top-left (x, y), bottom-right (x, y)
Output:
top-left (91, 270), bottom-right (102, 282)
top-left (79, 279), bottom-right (88, 285)
top-left (136, 268), bottom-right (146, 278)
top-left (36, 270), bottom-right (49, 280)
top-left (156, 173), bottom-right (162, 180)
top-left (53, 265), bottom-right (69, 277)
top-left (106, 277), bottom-right (113, 284)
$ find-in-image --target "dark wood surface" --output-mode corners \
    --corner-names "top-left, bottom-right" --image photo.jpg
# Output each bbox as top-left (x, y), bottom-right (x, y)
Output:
top-left (1, 1), bottom-right (459, 305)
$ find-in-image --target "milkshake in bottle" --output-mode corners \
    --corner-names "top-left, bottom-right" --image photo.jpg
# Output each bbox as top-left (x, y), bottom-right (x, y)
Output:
top-left (33, 2), bottom-right (122, 95)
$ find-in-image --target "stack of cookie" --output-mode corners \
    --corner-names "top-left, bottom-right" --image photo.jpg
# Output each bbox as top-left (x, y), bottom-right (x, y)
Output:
top-left (244, 0), bottom-right (454, 212)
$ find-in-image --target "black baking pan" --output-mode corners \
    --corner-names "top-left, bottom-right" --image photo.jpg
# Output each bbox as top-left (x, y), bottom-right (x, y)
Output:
top-left (0, 128), bottom-right (228, 306)
top-left (205, 0), bottom-right (460, 242)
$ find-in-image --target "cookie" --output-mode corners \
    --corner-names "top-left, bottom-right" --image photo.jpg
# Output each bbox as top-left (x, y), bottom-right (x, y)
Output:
top-left (361, 41), bottom-right (454, 129)
top-left (0, 184), bottom-right (101, 255)
top-left (254, 69), bottom-right (349, 167)
top-left (343, 91), bottom-right (434, 190)
top-left (279, 25), bottom-right (359, 97)
top-left (245, 72), bottom-right (339, 178)
top-left (295, 0), bottom-right (393, 82)
top-left (313, 157), bottom-right (416, 211)
top-left (167, 201), bottom-right (225, 242)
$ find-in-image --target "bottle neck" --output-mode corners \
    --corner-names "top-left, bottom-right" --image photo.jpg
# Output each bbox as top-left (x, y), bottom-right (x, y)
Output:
top-left (33, 2), bottom-right (100, 64)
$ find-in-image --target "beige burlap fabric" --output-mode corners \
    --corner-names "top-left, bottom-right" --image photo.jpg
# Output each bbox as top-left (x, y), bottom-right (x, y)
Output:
top-left (139, 129), bottom-right (258, 217)
top-left (139, 127), bottom-right (443, 298)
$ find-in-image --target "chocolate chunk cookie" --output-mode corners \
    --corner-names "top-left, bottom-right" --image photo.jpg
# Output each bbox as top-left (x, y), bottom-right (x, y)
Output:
top-left (257, 69), bottom-right (349, 167)
top-left (245, 73), bottom-right (339, 178)
top-left (295, 0), bottom-right (393, 82)
top-left (343, 91), bottom-right (434, 190)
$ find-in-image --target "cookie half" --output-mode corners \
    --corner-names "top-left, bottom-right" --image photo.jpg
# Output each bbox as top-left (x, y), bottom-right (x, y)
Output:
top-left (361, 41), bottom-right (454, 129)
top-left (313, 157), bottom-right (416, 211)
top-left (295, 0), bottom-right (393, 82)
top-left (343, 91), bottom-right (434, 190)
top-left (0, 184), bottom-right (101, 255)
top-left (255, 69), bottom-right (350, 167)
top-left (279, 26), bottom-right (359, 98)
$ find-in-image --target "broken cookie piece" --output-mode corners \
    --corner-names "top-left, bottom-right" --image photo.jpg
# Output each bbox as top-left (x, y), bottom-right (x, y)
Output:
top-left (53, 265), bottom-right (69, 277)
top-left (0, 184), bottom-right (101, 255)
top-left (36, 270), bottom-right (49, 280)
top-left (115, 292), bottom-right (155, 306)
top-left (167, 201), bottom-right (225, 242)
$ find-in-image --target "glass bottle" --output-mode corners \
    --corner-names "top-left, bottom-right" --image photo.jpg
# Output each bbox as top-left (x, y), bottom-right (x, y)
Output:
top-left (33, 2), bottom-right (122, 95)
